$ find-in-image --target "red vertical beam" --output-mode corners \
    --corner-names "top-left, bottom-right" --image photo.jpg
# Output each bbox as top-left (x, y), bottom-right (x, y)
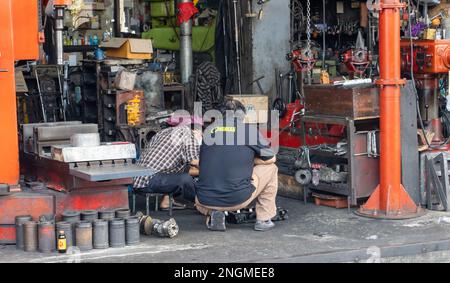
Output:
top-left (356, 0), bottom-right (423, 219)
top-left (0, 0), bottom-right (20, 187)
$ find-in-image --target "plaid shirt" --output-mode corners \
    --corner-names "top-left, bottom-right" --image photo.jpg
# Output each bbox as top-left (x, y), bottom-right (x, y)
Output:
top-left (133, 126), bottom-right (200, 188)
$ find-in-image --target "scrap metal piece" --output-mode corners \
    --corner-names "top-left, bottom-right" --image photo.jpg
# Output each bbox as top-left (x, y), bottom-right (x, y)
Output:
top-left (295, 169), bottom-right (312, 185)
top-left (137, 213), bottom-right (179, 238)
top-left (69, 162), bottom-right (153, 182)
top-left (152, 218), bottom-right (179, 238)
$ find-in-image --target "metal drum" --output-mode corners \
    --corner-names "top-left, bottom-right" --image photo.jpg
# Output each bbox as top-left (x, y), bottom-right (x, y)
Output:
top-left (81, 210), bottom-right (98, 221)
top-left (93, 220), bottom-right (109, 249)
top-left (62, 210), bottom-right (80, 222)
top-left (125, 216), bottom-right (140, 246)
top-left (15, 215), bottom-right (32, 250)
top-left (115, 208), bottom-right (130, 219)
top-left (62, 210), bottom-right (80, 243)
top-left (99, 209), bottom-right (115, 221)
top-left (109, 218), bottom-right (125, 248)
top-left (38, 221), bottom-right (56, 253)
top-left (75, 221), bottom-right (93, 251)
top-left (23, 221), bottom-right (38, 252)
top-left (56, 221), bottom-right (73, 247)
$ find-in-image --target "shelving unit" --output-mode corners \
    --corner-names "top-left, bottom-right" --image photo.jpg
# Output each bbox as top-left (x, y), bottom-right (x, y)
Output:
top-left (301, 115), bottom-right (380, 206)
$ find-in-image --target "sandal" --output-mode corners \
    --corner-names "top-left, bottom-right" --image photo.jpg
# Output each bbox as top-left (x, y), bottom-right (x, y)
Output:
top-left (160, 201), bottom-right (187, 211)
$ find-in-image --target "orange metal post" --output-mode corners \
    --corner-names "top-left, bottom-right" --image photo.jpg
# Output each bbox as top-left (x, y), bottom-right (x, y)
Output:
top-left (356, 0), bottom-right (423, 219)
top-left (0, 0), bottom-right (20, 187)
top-left (0, 0), bottom-right (39, 188)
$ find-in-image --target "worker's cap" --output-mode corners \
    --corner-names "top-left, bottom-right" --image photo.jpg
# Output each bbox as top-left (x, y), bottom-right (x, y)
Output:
top-left (167, 115), bottom-right (203, 127)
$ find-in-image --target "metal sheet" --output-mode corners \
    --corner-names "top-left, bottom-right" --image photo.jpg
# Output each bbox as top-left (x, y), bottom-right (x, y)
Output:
top-left (21, 121), bottom-right (82, 153)
top-left (70, 164), bottom-right (153, 182)
top-left (36, 124), bottom-right (98, 141)
top-left (52, 143), bottom-right (136, 162)
top-left (401, 81), bottom-right (420, 205)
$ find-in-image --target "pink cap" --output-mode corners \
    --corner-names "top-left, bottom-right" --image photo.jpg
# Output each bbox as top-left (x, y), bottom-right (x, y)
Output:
top-left (167, 115), bottom-right (203, 127)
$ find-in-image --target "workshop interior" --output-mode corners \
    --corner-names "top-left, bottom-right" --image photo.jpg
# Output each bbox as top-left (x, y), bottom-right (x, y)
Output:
top-left (3, 0), bottom-right (450, 262)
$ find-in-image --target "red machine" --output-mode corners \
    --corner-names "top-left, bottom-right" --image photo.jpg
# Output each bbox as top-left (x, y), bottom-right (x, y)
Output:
top-left (286, 48), bottom-right (317, 72)
top-left (341, 48), bottom-right (372, 77)
top-left (340, 31), bottom-right (372, 77)
top-left (400, 39), bottom-right (450, 143)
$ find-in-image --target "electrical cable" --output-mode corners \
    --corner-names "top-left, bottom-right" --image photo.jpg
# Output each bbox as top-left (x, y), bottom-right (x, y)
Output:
top-left (407, 0), bottom-right (450, 149)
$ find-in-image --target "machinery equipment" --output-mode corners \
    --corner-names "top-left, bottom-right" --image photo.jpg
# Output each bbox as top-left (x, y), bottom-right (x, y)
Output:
top-left (341, 31), bottom-right (373, 77)
top-left (0, 1), bottom-right (153, 243)
top-left (401, 39), bottom-right (450, 143)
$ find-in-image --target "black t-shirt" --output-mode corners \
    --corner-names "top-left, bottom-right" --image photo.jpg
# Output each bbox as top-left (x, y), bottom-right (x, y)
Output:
top-left (195, 118), bottom-right (275, 207)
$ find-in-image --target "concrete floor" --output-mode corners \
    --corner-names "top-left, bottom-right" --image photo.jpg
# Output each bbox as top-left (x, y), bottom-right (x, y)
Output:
top-left (3, 196), bottom-right (450, 263)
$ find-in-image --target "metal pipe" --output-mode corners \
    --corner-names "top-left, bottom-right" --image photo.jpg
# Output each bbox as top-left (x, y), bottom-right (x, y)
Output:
top-left (180, 0), bottom-right (194, 84)
top-left (356, 0), bottom-right (422, 219)
top-left (322, 0), bottom-right (326, 68)
top-left (232, 0), bottom-right (242, 94)
top-left (54, 6), bottom-right (65, 66)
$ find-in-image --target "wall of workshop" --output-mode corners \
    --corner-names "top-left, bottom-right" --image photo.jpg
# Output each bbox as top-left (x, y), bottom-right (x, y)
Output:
top-left (251, 0), bottom-right (291, 98)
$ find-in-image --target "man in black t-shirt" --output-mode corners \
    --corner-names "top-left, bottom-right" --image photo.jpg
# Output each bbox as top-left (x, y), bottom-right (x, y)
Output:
top-left (195, 100), bottom-right (278, 232)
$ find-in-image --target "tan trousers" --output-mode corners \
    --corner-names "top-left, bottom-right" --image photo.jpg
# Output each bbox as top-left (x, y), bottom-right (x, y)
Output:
top-left (195, 163), bottom-right (278, 221)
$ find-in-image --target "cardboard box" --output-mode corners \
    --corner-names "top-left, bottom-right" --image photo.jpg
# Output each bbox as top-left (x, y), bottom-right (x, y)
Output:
top-left (226, 95), bottom-right (269, 124)
top-left (101, 38), bottom-right (153, 60)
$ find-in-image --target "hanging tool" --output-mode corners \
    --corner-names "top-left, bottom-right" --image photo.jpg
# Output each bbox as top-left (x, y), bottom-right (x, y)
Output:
top-left (245, 0), bottom-right (257, 18)
top-left (256, 0), bottom-right (270, 20)
top-left (250, 76), bottom-right (265, 94)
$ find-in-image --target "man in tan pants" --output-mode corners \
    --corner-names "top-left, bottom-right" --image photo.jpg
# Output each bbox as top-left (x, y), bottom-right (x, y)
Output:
top-left (195, 100), bottom-right (278, 232)
top-left (196, 159), bottom-right (278, 225)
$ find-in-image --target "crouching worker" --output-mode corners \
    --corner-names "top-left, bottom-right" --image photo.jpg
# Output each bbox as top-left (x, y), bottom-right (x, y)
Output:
top-left (133, 116), bottom-right (203, 209)
top-left (195, 100), bottom-right (278, 232)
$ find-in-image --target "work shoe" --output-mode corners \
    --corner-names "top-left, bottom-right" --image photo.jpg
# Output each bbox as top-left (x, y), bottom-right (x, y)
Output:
top-left (254, 220), bottom-right (275, 232)
top-left (207, 210), bottom-right (226, 231)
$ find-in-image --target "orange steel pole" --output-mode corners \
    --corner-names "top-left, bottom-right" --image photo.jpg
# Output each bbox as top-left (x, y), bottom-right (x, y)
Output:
top-left (356, 0), bottom-right (423, 219)
top-left (0, 0), bottom-right (20, 189)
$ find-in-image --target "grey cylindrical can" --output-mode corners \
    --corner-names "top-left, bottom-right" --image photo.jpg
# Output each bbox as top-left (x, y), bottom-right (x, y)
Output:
top-left (23, 221), bottom-right (38, 252)
top-left (115, 208), bottom-right (130, 219)
top-left (56, 221), bottom-right (73, 247)
top-left (125, 216), bottom-right (140, 246)
top-left (62, 210), bottom-right (80, 243)
top-left (93, 220), bottom-right (109, 249)
top-left (81, 210), bottom-right (98, 221)
top-left (99, 209), bottom-right (116, 221)
top-left (109, 218), bottom-right (125, 248)
top-left (38, 221), bottom-right (56, 253)
top-left (75, 221), bottom-right (93, 251)
top-left (15, 215), bottom-right (32, 250)
top-left (62, 210), bottom-right (80, 223)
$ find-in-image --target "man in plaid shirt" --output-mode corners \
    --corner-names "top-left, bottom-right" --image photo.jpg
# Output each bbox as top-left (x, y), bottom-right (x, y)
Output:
top-left (134, 116), bottom-right (202, 209)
